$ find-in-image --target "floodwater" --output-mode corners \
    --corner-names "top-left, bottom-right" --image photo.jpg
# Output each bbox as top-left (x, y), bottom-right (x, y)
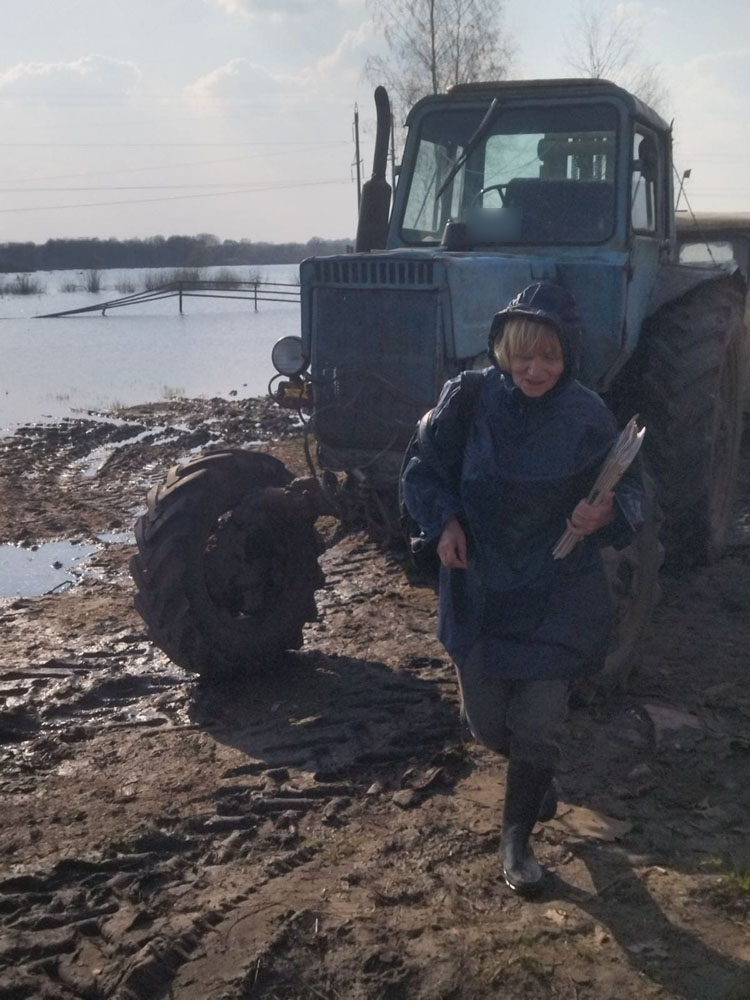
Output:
top-left (0, 540), bottom-right (98, 598)
top-left (0, 263), bottom-right (300, 432)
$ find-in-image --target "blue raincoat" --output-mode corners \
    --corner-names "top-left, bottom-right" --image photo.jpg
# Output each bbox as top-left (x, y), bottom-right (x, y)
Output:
top-left (401, 283), bottom-right (644, 679)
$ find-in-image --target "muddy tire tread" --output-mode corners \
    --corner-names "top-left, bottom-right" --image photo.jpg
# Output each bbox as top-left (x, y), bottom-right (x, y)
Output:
top-left (130, 449), bottom-right (322, 680)
top-left (641, 278), bottom-right (746, 562)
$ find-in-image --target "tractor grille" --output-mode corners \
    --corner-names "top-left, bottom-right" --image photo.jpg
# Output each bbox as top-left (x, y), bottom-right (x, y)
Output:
top-left (311, 285), bottom-right (440, 456)
top-left (313, 258), bottom-right (434, 288)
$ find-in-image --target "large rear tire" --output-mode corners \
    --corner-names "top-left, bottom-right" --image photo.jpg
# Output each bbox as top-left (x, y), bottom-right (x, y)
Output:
top-left (641, 278), bottom-right (747, 564)
top-left (130, 450), bottom-right (324, 681)
top-left (599, 472), bottom-right (664, 689)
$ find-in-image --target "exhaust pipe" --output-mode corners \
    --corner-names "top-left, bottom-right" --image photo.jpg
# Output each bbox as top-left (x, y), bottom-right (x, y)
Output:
top-left (355, 86), bottom-right (392, 253)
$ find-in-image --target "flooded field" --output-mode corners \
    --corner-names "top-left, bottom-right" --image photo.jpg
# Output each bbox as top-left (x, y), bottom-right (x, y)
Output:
top-left (0, 264), bottom-right (300, 431)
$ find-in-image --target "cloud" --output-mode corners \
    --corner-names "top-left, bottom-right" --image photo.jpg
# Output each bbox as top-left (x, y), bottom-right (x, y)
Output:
top-left (0, 55), bottom-right (140, 101)
top-left (185, 20), bottom-right (374, 105)
top-left (671, 46), bottom-right (750, 177)
top-left (209, 0), bottom-right (319, 18)
top-left (185, 58), bottom-right (306, 103)
top-left (680, 47), bottom-right (750, 109)
top-left (315, 20), bottom-right (374, 82)
top-left (613, 2), bottom-right (668, 22)
top-left (208, 0), bottom-right (361, 18)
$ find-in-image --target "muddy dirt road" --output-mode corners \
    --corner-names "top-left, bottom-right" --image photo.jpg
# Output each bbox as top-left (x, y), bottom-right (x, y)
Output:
top-left (1, 397), bottom-right (749, 1000)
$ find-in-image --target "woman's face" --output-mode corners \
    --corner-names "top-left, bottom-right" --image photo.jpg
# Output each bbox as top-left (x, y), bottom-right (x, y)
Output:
top-left (509, 334), bottom-right (564, 398)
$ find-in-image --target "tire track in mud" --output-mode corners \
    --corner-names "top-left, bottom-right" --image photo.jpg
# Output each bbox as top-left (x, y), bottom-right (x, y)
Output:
top-left (0, 531), bottom-right (468, 999)
top-left (0, 396), bottom-right (305, 547)
top-left (3, 403), bottom-right (750, 998)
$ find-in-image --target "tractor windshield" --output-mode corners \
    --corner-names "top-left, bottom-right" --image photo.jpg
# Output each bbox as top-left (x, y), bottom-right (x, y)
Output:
top-left (400, 103), bottom-right (618, 246)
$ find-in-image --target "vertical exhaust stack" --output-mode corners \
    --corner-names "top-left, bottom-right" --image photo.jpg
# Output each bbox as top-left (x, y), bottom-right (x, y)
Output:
top-left (355, 86), bottom-right (392, 253)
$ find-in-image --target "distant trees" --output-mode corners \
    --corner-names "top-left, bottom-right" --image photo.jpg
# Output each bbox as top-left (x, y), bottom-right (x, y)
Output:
top-left (565, 2), bottom-right (669, 114)
top-left (365, 0), bottom-right (515, 126)
top-left (0, 235), bottom-right (353, 273)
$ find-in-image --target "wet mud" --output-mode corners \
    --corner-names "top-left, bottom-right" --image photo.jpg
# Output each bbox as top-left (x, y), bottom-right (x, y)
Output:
top-left (1, 396), bottom-right (750, 999)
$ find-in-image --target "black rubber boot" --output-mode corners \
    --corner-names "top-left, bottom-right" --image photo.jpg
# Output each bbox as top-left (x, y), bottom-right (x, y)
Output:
top-left (537, 777), bottom-right (559, 823)
top-left (501, 758), bottom-right (554, 895)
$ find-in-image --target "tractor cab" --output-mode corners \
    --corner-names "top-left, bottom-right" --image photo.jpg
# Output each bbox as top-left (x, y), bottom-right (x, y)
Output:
top-left (389, 79), bottom-right (672, 257)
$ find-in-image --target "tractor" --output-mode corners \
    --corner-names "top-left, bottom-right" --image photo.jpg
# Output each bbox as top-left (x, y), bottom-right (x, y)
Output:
top-left (130, 79), bottom-right (748, 686)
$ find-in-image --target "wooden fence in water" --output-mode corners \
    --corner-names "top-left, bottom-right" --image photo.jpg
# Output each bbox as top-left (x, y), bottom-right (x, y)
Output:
top-left (37, 279), bottom-right (300, 318)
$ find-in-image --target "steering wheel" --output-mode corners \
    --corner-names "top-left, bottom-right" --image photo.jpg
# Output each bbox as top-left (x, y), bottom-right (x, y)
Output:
top-left (472, 183), bottom-right (508, 207)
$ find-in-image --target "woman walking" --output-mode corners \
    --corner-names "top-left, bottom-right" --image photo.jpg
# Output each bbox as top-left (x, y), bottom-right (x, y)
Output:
top-left (401, 281), bottom-right (644, 894)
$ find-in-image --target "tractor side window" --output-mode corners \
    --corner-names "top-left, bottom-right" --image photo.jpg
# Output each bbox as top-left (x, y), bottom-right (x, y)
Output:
top-left (402, 137), bottom-right (465, 239)
top-left (679, 241), bottom-right (735, 267)
top-left (631, 130), bottom-right (659, 233)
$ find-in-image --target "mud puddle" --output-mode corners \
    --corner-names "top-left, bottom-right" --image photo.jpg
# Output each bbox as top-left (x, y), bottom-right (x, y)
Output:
top-left (0, 540), bottom-right (98, 597)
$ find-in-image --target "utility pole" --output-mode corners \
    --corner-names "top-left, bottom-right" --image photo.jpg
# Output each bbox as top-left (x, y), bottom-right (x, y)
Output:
top-left (353, 104), bottom-right (362, 210)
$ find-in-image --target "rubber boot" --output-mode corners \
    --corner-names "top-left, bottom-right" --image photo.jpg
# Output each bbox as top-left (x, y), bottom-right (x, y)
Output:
top-left (537, 777), bottom-right (559, 823)
top-left (501, 758), bottom-right (554, 894)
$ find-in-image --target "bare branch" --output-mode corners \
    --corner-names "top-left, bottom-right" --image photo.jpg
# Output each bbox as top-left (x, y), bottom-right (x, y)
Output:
top-left (564, 1), bottom-right (670, 114)
top-left (365, 0), bottom-right (515, 132)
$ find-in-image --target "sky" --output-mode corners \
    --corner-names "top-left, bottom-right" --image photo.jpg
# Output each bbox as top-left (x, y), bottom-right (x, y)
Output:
top-left (0, 0), bottom-right (748, 246)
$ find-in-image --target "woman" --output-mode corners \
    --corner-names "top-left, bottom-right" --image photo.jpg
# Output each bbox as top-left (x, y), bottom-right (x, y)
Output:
top-left (401, 281), bottom-right (644, 894)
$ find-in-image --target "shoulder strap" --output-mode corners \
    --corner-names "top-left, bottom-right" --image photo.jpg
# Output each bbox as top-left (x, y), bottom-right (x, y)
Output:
top-left (457, 369), bottom-right (483, 421)
top-left (416, 369), bottom-right (484, 484)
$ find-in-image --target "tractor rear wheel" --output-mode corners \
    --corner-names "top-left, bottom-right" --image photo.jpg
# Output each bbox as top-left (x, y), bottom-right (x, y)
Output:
top-left (641, 278), bottom-right (746, 564)
top-left (599, 472), bottom-right (664, 689)
top-left (130, 450), bottom-right (324, 681)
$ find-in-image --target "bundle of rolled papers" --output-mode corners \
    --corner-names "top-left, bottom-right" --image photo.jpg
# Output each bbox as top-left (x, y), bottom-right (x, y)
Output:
top-left (552, 415), bottom-right (646, 560)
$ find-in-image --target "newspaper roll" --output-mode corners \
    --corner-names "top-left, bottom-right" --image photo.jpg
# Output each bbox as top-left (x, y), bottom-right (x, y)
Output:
top-left (552, 415), bottom-right (645, 560)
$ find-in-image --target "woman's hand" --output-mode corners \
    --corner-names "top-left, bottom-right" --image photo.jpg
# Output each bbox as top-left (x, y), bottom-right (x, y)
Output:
top-left (437, 516), bottom-right (468, 569)
top-left (567, 492), bottom-right (616, 537)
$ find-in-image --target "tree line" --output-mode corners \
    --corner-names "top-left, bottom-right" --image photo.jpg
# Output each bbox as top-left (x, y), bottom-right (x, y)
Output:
top-left (0, 234), bottom-right (353, 274)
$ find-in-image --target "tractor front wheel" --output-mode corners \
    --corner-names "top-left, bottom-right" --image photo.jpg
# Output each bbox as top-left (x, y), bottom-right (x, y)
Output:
top-left (130, 450), bottom-right (324, 681)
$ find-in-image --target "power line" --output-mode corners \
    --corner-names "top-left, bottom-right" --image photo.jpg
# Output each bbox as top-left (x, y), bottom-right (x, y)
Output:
top-left (0, 140), bottom-right (348, 148)
top-left (0, 143), bottom-right (350, 185)
top-left (688, 192), bottom-right (750, 198)
top-left (0, 182), bottom-right (311, 192)
top-left (0, 93), bottom-right (332, 105)
top-left (0, 177), bottom-right (352, 214)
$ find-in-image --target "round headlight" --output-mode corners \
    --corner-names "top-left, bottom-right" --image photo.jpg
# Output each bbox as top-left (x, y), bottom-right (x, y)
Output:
top-left (271, 336), bottom-right (307, 377)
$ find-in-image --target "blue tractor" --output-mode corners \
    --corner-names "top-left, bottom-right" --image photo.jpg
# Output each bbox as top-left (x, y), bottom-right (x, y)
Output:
top-left (131, 80), bottom-right (748, 684)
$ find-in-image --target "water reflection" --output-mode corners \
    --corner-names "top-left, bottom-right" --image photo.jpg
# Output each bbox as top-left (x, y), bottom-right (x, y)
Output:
top-left (0, 540), bottom-right (98, 598)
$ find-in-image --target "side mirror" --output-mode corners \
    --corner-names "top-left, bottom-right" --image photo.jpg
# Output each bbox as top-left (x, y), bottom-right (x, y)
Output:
top-left (635, 137), bottom-right (658, 183)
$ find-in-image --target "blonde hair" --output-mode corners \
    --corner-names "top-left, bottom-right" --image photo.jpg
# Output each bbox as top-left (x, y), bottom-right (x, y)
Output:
top-left (493, 317), bottom-right (563, 371)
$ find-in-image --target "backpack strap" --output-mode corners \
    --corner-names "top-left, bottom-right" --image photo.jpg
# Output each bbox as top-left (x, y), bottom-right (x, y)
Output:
top-left (399, 369), bottom-right (484, 560)
top-left (416, 369), bottom-right (484, 485)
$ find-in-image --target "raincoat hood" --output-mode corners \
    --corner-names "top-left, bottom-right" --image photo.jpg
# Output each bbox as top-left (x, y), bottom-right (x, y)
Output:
top-left (487, 281), bottom-right (582, 380)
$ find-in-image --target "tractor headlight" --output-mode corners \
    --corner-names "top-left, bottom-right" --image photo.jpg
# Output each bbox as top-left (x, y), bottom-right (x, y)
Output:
top-left (271, 336), bottom-right (307, 377)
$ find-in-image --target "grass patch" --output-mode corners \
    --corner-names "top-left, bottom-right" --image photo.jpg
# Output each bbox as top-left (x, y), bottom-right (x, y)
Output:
top-left (702, 852), bottom-right (750, 913)
top-left (115, 280), bottom-right (136, 294)
top-left (211, 267), bottom-right (261, 285)
top-left (2, 273), bottom-right (45, 295)
top-left (724, 866), bottom-right (750, 894)
top-left (143, 268), bottom-right (203, 291)
top-left (213, 267), bottom-right (241, 284)
top-left (161, 385), bottom-right (186, 401)
top-left (85, 268), bottom-right (102, 293)
top-left (60, 280), bottom-right (83, 293)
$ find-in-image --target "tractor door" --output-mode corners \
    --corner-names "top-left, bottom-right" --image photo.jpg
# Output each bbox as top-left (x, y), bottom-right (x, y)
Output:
top-left (623, 125), bottom-right (669, 357)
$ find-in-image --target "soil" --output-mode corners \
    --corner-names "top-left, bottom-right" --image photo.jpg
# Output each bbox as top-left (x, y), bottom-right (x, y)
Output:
top-left (1, 396), bottom-right (750, 1000)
